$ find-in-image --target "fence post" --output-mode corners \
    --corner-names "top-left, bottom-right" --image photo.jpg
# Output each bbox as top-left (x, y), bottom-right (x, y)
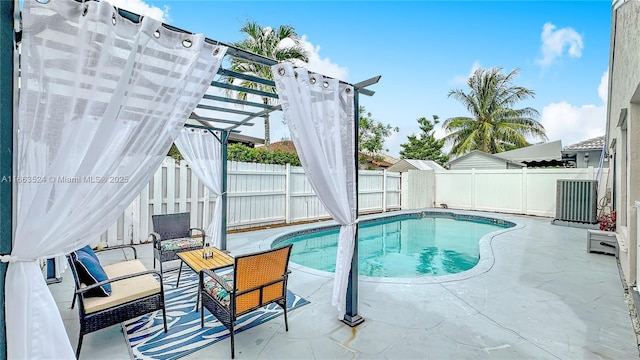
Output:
top-left (166, 158), bottom-right (176, 214)
top-left (471, 168), bottom-right (476, 210)
top-left (522, 167), bottom-right (528, 215)
top-left (382, 169), bottom-right (387, 212)
top-left (202, 187), bottom-right (210, 232)
top-left (285, 163), bottom-right (291, 223)
top-left (152, 159), bottom-right (164, 216)
top-left (178, 159), bottom-right (188, 212)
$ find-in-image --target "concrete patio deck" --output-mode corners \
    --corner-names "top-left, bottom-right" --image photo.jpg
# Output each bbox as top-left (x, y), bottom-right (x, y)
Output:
top-left (50, 211), bottom-right (640, 359)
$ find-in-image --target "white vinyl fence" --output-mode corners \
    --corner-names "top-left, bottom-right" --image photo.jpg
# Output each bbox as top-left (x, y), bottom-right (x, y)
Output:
top-left (97, 158), bottom-right (402, 246)
top-left (433, 167), bottom-right (608, 217)
top-left (97, 159), bottom-right (609, 247)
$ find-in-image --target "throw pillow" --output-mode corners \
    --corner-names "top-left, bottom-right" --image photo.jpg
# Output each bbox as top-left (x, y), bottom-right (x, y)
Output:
top-left (76, 245), bottom-right (99, 262)
top-left (73, 248), bottom-right (111, 297)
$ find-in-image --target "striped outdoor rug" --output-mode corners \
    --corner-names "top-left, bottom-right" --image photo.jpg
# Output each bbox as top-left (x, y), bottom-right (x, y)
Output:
top-left (122, 268), bottom-right (309, 360)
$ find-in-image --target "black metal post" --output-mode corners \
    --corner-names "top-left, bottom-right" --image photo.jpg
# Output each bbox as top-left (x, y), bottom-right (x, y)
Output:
top-left (220, 130), bottom-right (228, 251)
top-left (0, 0), bottom-right (15, 358)
top-left (342, 90), bottom-right (363, 327)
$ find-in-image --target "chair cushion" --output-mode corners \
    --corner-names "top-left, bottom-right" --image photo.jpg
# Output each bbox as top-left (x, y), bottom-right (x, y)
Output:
top-left (203, 273), bottom-right (233, 309)
top-left (160, 237), bottom-right (203, 251)
top-left (84, 259), bottom-right (160, 314)
top-left (73, 247), bottom-right (111, 297)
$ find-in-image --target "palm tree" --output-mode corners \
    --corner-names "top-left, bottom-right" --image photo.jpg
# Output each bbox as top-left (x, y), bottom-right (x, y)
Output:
top-left (442, 67), bottom-right (547, 156)
top-left (228, 21), bottom-right (309, 150)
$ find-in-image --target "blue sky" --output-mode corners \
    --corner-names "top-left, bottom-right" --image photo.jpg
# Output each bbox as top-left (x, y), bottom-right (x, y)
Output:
top-left (109, 0), bottom-right (612, 158)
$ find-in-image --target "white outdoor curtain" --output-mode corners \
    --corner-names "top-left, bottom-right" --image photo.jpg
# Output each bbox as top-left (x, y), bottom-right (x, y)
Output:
top-left (4, 0), bottom-right (226, 358)
top-left (174, 129), bottom-right (223, 247)
top-left (271, 63), bottom-right (357, 319)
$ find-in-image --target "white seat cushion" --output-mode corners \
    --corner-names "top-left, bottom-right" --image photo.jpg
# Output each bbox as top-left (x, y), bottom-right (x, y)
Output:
top-left (83, 259), bottom-right (160, 314)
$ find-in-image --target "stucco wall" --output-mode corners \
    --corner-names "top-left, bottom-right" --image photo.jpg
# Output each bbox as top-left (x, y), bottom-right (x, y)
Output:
top-left (607, 0), bottom-right (640, 286)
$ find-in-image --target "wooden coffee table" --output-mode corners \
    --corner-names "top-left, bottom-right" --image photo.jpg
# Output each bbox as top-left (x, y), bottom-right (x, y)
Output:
top-left (177, 248), bottom-right (234, 310)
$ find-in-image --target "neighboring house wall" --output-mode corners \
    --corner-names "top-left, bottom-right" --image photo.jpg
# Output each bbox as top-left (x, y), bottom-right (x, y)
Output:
top-left (448, 152), bottom-right (516, 170)
top-left (606, 0), bottom-right (640, 287)
top-left (577, 150), bottom-right (606, 169)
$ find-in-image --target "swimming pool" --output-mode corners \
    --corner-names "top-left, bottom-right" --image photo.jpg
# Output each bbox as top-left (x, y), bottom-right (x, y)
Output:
top-left (273, 212), bottom-right (516, 278)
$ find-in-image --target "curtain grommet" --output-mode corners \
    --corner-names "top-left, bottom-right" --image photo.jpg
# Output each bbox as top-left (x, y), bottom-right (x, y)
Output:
top-left (153, 30), bottom-right (161, 38)
top-left (111, 14), bottom-right (117, 25)
top-left (310, 77), bottom-right (316, 84)
top-left (182, 39), bottom-right (193, 48)
top-left (213, 48), bottom-right (220, 55)
top-left (345, 87), bottom-right (351, 93)
top-left (278, 67), bottom-right (285, 76)
top-left (322, 81), bottom-right (329, 88)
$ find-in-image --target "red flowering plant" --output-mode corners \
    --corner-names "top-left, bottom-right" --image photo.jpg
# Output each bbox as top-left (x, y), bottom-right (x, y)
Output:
top-left (599, 210), bottom-right (616, 232)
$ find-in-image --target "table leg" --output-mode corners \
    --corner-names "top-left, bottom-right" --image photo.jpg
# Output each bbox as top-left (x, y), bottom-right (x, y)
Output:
top-left (196, 271), bottom-right (202, 312)
top-left (176, 261), bottom-right (183, 287)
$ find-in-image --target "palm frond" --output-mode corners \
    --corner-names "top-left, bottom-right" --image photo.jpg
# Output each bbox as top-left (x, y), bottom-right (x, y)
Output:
top-left (445, 66), bottom-right (547, 155)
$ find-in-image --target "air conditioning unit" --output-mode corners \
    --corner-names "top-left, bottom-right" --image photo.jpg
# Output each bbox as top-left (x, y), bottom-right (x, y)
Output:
top-left (554, 179), bottom-right (598, 224)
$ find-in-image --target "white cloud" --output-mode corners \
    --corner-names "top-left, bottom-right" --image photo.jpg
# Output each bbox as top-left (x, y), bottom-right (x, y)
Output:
top-left (540, 70), bottom-right (608, 146)
top-left (103, 0), bottom-right (169, 22)
top-left (451, 60), bottom-right (481, 85)
top-left (537, 23), bottom-right (583, 66)
top-left (598, 69), bottom-right (609, 103)
top-left (289, 35), bottom-right (348, 81)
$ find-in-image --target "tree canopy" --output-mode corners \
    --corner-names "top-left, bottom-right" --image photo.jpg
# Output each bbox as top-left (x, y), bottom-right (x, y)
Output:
top-left (442, 67), bottom-right (547, 156)
top-left (399, 115), bottom-right (449, 165)
top-left (227, 20), bottom-right (309, 149)
top-left (358, 105), bottom-right (398, 156)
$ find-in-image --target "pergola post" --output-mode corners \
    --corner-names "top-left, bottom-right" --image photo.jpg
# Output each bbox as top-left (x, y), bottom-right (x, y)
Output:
top-left (0, 0), bottom-right (15, 358)
top-left (342, 90), bottom-right (364, 327)
top-left (220, 130), bottom-right (229, 251)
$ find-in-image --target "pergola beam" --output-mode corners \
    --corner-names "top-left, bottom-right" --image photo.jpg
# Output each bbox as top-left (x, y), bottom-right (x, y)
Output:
top-left (210, 81), bottom-right (279, 100)
top-left (226, 106), bottom-right (281, 132)
top-left (202, 94), bottom-right (276, 111)
top-left (196, 104), bottom-right (267, 117)
top-left (190, 113), bottom-right (254, 127)
top-left (217, 68), bottom-right (276, 87)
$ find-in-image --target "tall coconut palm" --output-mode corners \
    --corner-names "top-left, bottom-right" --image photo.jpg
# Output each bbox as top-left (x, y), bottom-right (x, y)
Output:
top-left (228, 20), bottom-right (309, 149)
top-left (442, 67), bottom-right (547, 155)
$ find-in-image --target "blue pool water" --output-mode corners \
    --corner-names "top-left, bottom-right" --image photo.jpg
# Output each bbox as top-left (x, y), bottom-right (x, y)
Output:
top-left (275, 214), bottom-right (514, 277)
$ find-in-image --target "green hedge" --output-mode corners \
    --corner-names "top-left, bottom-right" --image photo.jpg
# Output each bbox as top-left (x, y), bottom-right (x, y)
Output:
top-left (227, 143), bottom-right (301, 165)
top-left (168, 143), bottom-right (301, 166)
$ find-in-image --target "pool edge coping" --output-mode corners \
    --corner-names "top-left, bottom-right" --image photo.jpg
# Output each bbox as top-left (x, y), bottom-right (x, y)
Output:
top-left (258, 209), bottom-right (525, 285)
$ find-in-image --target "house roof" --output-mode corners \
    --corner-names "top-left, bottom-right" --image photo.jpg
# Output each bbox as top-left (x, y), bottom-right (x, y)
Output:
top-left (445, 150), bottom-right (525, 168)
top-left (372, 152), bottom-right (400, 165)
top-left (228, 133), bottom-right (264, 146)
top-left (563, 136), bottom-right (605, 151)
top-left (386, 159), bottom-right (445, 172)
top-left (495, 140), bottom-right (563, 162)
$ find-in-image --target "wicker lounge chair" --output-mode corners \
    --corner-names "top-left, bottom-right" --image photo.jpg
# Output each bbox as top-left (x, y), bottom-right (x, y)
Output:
top-left (149, 212), bottom-right (205, 274)
top-left (200, 244), bottom-right (293, 359)
top-left (67, 245), bottom-right (167, 358)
